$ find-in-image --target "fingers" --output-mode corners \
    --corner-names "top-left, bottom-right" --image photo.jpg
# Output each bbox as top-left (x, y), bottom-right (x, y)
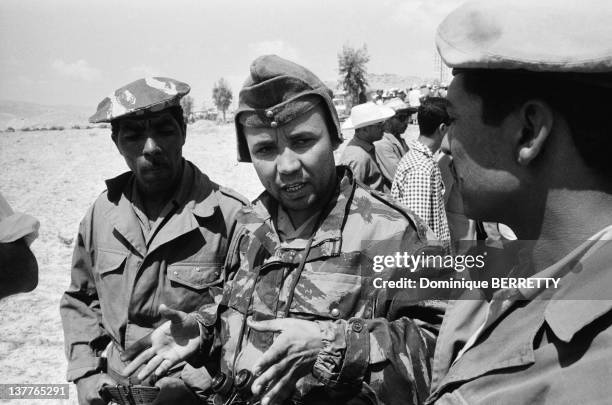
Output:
top-left (121, 333), bottom-right (153, 361)
top-left (159, 304), bottom-right (187, 324)
top-left (154, 359), bottom-right (175, 378)
top-left (122, 347), bottom-right (156, 376)
top-left (136, 354), bottom-right (165, 381)
top-left (252, 335), bottom-right (289, 376)
top-left (252, 359), bottom-right (287, 396)
top-left (259, 365), bottom-right (297, 405)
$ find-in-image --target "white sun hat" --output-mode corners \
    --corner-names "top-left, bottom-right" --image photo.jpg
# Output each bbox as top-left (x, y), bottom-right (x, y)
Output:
top-left (341, 102), bottom-right (395, 130)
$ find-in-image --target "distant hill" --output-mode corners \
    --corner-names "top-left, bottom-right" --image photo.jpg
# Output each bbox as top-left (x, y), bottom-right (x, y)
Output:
top-left (0, 100), bottom-right (91, 130)
top-left (325, 73), bottom-right (438, 95)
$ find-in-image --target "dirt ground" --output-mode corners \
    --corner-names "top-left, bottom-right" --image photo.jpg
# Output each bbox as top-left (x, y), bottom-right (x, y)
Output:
top-left (0, 122), bottom-right (417, 404)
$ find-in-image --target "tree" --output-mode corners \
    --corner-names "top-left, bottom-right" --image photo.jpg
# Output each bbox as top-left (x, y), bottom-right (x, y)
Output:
top-left (212, 78), bottom-right (233, 122)
top-left (180, 95), bottom-right (194, 123)
top-left (338, 44), bottom-right (370, 108)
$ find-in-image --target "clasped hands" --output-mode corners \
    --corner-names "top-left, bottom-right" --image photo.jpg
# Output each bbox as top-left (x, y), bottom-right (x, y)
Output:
top-left (121, 305), bottom-right (324, 405)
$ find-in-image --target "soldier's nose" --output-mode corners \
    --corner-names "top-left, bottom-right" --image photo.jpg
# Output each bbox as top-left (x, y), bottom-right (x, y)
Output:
top-left (143, 137), bottom-right (162, 156)
top-left (276, 149), bottom-right (301, 175)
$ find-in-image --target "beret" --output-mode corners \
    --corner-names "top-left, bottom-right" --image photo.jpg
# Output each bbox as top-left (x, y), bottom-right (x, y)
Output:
top-left (89, 77), bottom-right (190, 123)
top-left (436, 0), bottom-right (612, 74)
top-left (234, 55), bottom-right (342, 162)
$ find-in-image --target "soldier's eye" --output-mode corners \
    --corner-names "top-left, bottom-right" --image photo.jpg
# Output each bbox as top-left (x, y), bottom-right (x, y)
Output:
top-left (121, 131), bottom-right (141, 141)
top-left (293, 137), bottom-right (314, 148)
top-left (254, 145), bottom-right (275, 155)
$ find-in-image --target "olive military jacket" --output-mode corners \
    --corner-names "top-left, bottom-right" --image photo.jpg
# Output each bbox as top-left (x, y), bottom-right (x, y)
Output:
top-left (60, 160), bottom-right (247, 382)
top-left (426, 227), bottom-right (612, 404)
top-left (197, 167), bottom-right (445, 404)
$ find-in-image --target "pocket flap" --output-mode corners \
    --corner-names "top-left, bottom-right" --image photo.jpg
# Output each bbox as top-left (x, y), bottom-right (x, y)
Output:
top-left (290, 271), bottom-right (366, 319)
top-left (96, 250), bottom-right (127, 275)
top-left (167, 263), bottom-right (222, 290)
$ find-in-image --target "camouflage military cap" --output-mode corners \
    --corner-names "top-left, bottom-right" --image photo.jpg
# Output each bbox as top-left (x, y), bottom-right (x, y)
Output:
top-left (89, 77), bottom-right (190, 123)
top-left (234, 54), bottom-right (342, 162)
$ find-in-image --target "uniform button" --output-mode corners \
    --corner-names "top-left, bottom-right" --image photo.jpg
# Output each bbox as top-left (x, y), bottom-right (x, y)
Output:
top-left (271, 121), bottom-right (278, 128)
top-left (194, 267), bottom-right (201, 272)
top-left (266, 110), bottom-right (273, 118)
top-left (173, 271), bottom-right (178, 276)
top-left (352, 320), bottom-right (363, 333)
top-left (330, 308), bottom-right (340, 318)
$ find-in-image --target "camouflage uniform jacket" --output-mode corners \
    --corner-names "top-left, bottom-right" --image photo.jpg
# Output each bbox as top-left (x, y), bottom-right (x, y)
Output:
top-left (60, 160), bottom-right (247, 385)
top-left (197, 167), bottom-right (444, 404)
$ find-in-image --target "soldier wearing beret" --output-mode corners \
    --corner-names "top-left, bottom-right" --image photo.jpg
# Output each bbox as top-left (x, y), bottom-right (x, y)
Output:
top-left (60, 77), bottom-right (248, 405)
top-left (292, 1), bottom-right (612, 404)
top-left (121, 55), bottom-right (445, 405)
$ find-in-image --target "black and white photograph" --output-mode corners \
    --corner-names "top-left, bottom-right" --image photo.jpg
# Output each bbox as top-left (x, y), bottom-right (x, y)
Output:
top-left (1, 0), bottom-right (611, 404)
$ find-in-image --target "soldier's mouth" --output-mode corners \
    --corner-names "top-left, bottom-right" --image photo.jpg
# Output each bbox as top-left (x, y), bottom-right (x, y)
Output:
top-left (282, 183), bottom-right (306, 193)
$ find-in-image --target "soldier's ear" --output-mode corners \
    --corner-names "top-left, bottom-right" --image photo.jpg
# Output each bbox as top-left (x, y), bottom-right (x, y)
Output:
top-left (516, 100), bottom-right (554, 166)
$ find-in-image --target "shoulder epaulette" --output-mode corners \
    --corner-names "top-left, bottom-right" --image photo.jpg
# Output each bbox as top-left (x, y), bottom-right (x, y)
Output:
top-left (218, 185), bottom-right (250, 206)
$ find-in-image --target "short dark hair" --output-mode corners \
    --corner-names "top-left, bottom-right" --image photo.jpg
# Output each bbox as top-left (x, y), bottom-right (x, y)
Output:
top-left (111, 105), bottom-right (185, 138)
top-left (460, 69), bottom-right (612, 176)
top-left (418, 97), bottom-right (451, 136)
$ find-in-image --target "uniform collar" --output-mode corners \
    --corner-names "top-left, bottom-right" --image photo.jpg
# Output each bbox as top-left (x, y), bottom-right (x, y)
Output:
top-left (237, 167), bottom-right (356, 258)
top-left (103, 160), bottom-right (219, 257)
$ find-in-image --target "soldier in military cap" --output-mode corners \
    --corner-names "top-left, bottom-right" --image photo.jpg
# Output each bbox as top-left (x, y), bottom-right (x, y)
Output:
top-left (121, 55), bottom-right (444, 405)
top-left (60, 77), bottom-right (248, 405)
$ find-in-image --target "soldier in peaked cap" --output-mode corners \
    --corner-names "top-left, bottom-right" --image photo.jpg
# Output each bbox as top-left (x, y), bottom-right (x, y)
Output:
top-left (121, 55), bottom-right (445, 405)
top-left (277, 1), bottom-right (612, 404)
top-left (60, 77), bottom-right (248, 405)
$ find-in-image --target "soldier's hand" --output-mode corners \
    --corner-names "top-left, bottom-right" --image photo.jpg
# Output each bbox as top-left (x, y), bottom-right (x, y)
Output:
top-left (247, 317), bottom-right (323, 405)
top-left (121, 304), bottom-right (201, 381)
top-left (75, 373), bottom-right (116, 405)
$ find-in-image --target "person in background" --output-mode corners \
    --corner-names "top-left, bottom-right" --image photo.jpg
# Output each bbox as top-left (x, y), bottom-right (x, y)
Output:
top-left (339, 102), bottom-right (395, 192)
top-left (0, 192), bottom-right (39, 300)
top-left (374, 98), bottom-right (411, 184)
top-left (391, 97), bottom-right (451, 250)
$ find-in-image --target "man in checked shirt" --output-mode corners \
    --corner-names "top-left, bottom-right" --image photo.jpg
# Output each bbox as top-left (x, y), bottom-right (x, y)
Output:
top-left (391, 98), bottom-right (451, 250)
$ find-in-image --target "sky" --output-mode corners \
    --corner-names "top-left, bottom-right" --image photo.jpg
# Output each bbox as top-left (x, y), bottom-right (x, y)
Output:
top-left (0, 0), bottom-right (463, 110)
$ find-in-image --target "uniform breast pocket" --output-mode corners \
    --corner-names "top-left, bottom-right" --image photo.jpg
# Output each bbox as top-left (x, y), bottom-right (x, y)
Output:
top-left (289, 271), bottom-right (369, 320)
top-left (95, 249), bottom-right (128, 304)
top-left (166, 261), bottom-right (223, 291)
top-left (95, 249), bottom-right (127, 278)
